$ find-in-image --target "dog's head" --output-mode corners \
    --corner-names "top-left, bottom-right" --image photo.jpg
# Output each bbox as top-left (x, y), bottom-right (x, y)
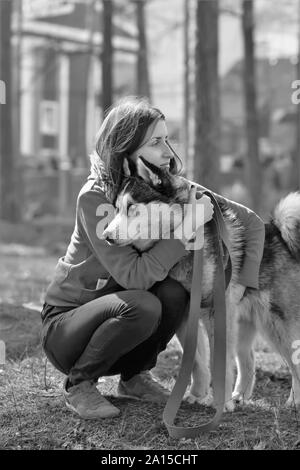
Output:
top-left (120, 157), bottom-right (187, 204)
top-left (102, 157), bottom-right (189, 250)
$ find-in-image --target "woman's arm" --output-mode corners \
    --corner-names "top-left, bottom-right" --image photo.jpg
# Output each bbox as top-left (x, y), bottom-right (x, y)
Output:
top-left (181, 177), bottom-right (265, 289)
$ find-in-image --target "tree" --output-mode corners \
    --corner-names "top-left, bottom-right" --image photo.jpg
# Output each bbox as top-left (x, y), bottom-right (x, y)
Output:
top-left (183, 0), bottom-right (191, 176)
top-left (194, 0), bottom-right (220, 191)
top-left (296, 0), bottom-right (300, 190)
top-left (134, 0), bottom-right (151, 99)
top-left (76, 0), bottom-right (96, 167)
top-left (102, 0), bottom-right (113, 113)
top-left (0, 0), bottom-right (19, 221)
top-left (12, 0), bottom-right (24, 214)
top-left (242, 0), bottom-right (261, 211)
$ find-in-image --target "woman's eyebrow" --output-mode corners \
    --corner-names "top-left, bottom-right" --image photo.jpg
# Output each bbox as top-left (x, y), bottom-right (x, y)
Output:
top-left (150, 135), bottom-right (168, 140)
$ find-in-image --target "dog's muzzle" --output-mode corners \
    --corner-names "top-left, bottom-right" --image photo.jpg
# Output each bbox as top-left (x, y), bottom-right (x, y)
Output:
top-left (102, 231), bottom-right (116, 245)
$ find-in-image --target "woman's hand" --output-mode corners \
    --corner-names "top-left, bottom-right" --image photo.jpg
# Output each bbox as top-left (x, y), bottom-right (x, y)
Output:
top-left (174, 186), bottom-right (214, 247)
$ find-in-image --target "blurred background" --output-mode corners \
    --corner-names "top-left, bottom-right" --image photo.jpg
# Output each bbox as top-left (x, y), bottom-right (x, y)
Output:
top-left (0, 0), bottom-right (300, 228)
top-left (1, 3), bottom-right (300, 450)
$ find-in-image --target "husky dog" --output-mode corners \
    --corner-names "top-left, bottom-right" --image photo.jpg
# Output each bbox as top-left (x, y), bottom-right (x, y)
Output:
top-left (102, 157), bottom-right (300, 411)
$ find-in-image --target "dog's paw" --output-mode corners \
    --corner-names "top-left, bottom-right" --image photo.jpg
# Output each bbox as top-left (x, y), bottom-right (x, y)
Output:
top-left (184, 393), bottom-right (201, 404)
top-left (232, 391), bottom-right (249, 405)
top-left (223, 399), bottom-right (235, 412)
top-left (185, 392), bottom-right (213, 406)
top-left (211, 398), bottom-right (235, 412)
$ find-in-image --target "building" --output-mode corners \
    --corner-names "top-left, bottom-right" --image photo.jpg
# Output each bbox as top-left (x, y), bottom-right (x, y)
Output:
top-left (17, 0), bottom-right (138, 169)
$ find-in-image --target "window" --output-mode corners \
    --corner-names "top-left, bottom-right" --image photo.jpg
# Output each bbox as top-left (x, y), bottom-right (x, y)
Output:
top-left (40, 100), bottom-right (58, 135)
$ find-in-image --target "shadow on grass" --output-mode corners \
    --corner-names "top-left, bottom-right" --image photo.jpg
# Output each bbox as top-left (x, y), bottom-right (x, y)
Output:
top-left (1, 339), bottom-right (300, 450)
top-left (0, 303), bottom-right (42, 361)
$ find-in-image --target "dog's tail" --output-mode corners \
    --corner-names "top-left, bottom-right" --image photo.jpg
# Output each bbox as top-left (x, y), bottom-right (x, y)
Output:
top-left (273, 192), bottom-right (300, 258)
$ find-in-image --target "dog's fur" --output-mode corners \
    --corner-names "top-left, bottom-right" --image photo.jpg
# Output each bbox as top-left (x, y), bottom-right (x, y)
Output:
top-left (102, 157), bottom-right (300, 411)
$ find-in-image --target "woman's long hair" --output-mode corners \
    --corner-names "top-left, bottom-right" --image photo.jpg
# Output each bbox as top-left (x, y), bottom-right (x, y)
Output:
top-left (90, 96), bottom-right (182, 204)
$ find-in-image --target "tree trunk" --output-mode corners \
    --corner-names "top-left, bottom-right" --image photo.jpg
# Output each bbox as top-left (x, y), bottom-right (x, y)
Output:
top-left (295, 0), bottom-right (300, 189)
top-left (102, 0), bottom-right (113, 113)
top-left (194, 0), bottom-right (220, 191)
top-left (0, 0), bottom-right (19, 221)
top-left (242, 0), bottom-right (261, 211)
top-left (134, 0), bottom-right (151, 100)
top-left (183, 0), bottom-right (191, 177)
top-left (76, 0), bottom-right (96, 168)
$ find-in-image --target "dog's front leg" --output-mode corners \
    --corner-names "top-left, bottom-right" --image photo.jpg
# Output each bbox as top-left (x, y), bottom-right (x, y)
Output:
top-left (208, 287), bottom-right (238, 412)
top-left (176, 312), bottom-right (211, 404)
top-left (223, 287), bottom-right (238, 411)
top-left (232, 310), bottom-right (257, 404)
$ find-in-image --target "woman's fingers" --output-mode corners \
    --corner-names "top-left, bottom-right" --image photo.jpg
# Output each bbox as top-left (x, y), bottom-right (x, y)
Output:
top-left (200, 195), bottom-right (214, 224)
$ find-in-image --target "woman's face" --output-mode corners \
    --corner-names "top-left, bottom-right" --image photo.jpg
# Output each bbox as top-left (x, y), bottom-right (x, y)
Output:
top-left (130, 119), bottom-right (173, 170)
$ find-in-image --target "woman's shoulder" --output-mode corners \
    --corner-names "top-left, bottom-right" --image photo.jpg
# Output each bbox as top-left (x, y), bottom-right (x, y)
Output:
top-left (77, 177), bottom-right (109, 207)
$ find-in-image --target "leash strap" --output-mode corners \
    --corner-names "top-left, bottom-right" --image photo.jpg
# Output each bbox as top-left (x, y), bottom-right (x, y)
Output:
top-left (163, 192), bottom-right (232, 438)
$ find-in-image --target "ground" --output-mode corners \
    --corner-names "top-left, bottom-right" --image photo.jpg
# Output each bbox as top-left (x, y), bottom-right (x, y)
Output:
top-left (0, 219), bottom-right (300, 450)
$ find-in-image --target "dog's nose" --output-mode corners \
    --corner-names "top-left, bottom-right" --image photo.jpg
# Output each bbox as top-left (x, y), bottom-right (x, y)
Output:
top-left (102, 232), bottom-right (116, 245)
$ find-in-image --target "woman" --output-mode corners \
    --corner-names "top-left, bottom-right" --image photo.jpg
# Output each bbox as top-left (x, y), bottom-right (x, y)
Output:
top-left (41, 97), bottom-right (264, 420)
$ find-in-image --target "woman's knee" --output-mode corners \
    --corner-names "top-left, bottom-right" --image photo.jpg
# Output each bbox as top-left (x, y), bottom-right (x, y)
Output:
top-left (121, 290), bottom-right (162, 333)
top-left (42, 323), bottom-right (70, 374)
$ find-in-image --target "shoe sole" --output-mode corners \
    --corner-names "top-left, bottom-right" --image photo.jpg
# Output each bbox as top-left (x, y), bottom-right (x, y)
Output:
top-left (117, 389), bottom-right (167, 403)
top-left (117, 391), bottom-right (144, 401)
top-left (65, 400), bottom-right (120, 419)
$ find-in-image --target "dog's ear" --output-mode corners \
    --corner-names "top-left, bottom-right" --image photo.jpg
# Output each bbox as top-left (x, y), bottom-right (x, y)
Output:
top-left (136, 156), bottom-right (162, 187)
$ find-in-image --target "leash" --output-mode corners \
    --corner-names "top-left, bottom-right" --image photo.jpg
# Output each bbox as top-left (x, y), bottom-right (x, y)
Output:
top-left (163, 192), bottom-right (232, 438)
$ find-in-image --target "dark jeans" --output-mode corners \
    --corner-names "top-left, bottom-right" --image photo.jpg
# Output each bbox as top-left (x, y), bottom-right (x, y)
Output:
top-left (41, 277), bottom-right (189, 385)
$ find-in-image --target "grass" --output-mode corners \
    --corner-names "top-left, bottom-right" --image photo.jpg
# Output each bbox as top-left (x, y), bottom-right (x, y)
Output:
top-left (1, 239), bottom-right (300, 450)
